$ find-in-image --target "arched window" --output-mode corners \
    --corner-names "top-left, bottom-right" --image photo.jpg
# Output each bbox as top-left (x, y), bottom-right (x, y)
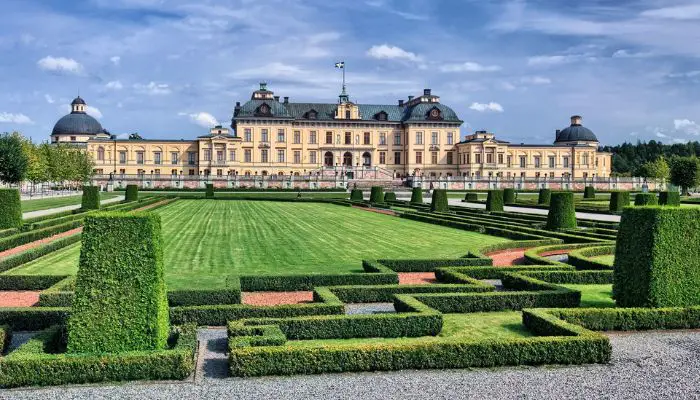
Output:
top-left (362, 152), bottom-right (371, 166)
top-left (324, 152), bottom-right (334, 167)
top-left (345, 110), bottom-right (351, 119)
top-left (343, 152), bottom-right (352, 167)
top-left (97, 147), bottom-right (105, 161)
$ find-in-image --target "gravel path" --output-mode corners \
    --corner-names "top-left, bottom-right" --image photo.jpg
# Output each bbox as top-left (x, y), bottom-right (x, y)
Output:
top-left (345, 303), bottom-right (395, 314)
top-left (0, 291), bottom-right (39, 307)
top-left (3, 330), bottom-right (699, 399)
top-left (398, 272), bottom-right (436, 285)
top-left (487, 248), bottom-right (527, 266)
top-left (241, 292), bottom-right (314, 306)
top-left (21, 195), bottom-right (124, 220)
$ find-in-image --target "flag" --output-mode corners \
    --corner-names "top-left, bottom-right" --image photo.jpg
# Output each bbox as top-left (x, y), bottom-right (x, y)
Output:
top-left (335, 61), bottom-right (345, 69)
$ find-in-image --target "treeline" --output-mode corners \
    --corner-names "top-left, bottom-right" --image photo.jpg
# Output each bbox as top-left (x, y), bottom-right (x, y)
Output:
top-left (0, 132), bottom-right (94, 186)
top-left (602, 140), bottom-right (700, 176)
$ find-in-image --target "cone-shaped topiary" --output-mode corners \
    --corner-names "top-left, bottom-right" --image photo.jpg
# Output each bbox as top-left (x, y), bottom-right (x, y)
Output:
top-left (205, 183), bottom-right (214, 198)
top-left (486, 190), bottom-right (504, 212)
top-left (538, 188), bottom-right (551, 205)
top-left (410, 187), bottom-right (423, 204)
top-left (125, 184), bottom-right (139, 202)
top-left (584, 186), bottom-right (596, 199)
top-left (659, 191), bottom-right (681, 206)
top-left (350, 189), bottom-right (363, 201)
top-left (369, 186), bottom-right (384, 203)
top-left (384, 192), bottom-right (397, 202)
top-left (634, 193), bottom-right (658, 206)
top-left (464, 192), bottom-right (478, 202)
top-left (81, 186), bottom-right (100, 210)
top-left (503, 188), bottom-right (516, 204)
top-left (609, 191), bottom-right (630, 212)
top-left (430, 189), bottom-right (449, 212)
top-left (0, 188), bottom-right (22, 229)
top-left (546, 192), bottom-right (577, 230)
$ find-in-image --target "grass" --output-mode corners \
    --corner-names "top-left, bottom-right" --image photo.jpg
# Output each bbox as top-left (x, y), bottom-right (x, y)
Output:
top-left (562, 284), bottom-right (615, 308)
top-left (5, 200), bottom-right (509, 290)
top-left (285, 312), bottom-right (530, 347)
top-left (592, 255), bottom-right (615, 264)
top-left (21, 193), bottom-right (118, 212)
top-left (138, 191), bottom-right (348, 199)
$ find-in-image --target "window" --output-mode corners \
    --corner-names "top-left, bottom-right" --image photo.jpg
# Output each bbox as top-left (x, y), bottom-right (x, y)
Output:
top-left (309, 131), bottom-right (317, 144)
top-left (277, 129), bottom-right (285, 142)
top-left (582, 153), bottom-right (589, 166)
top-left (171, 152), bottom-right (178, 165)
top-left (119, 151), bottom-right (127, 164)
top-left (416, 151), bottom-right (423, 164)
top-left (137, 169), bottom-right (145, 177)
top-left (416, 132), bottom-right (423, 145)
top-left (379, 152), bottom-right (386, 164)
top-left (447, 132), bottom-right (454, 145)
top-left (548, 156), bottom-right (555, 168)
top-left (97, 147), bottom-right (105, 161)
top-left (394, 133), bottom-right (401, 145)
top-left (230, 150), bottom-right (236, 161)
top-left (154, 169), bottom-right (160, 176)
top-left (486, 153), bottom-right (493, 164)
top-left (119, 168), bottom-right (126, 175)
top-left (498, 154), bottom-right (504, 164)
top-left (70, 136), bottom-right (76, 141)
top-left (244, 149), bottom-right (251, 163)
top-left (154, 152), bottom-right (161, 165)
top-left (364, 132), bottom-right (370, 145)
top-left (355, 134), bottom-right (360, 145)
top-left (203, 149), bottom-right (211, 162)
top-left (261, 149), bottom-right (269, 163)
top-left (189, 169), bottom-right (195, 176)
top-left (431, 152), bottom-right (438, 164)
top-left (379, 132), bottom-right (387, 145)
top-left (534, 156), bottom-right (541, 168)
top-left (519, 156), bottom-right (526, 168)
top-left (136, 151), bottom-right (144, 165)
top-left (563, 156), bottom-right (570, 168)
top-left (277, 149), bottom-right (285, 163)
top-left (345, 109), bottom-right (351, 119)
top-left (261, 129), bottom-right (269, 142)
top-left (204, 169), bottom-right (210, 176)
top-left (188, 152), bottom-right (196, 165)
top-left (465, 153), bottom-right (470, 164)
top-left (507, 155), bottom-right (512, 167)
top-left (431, 132), bottom-right (438, 145)
top-left (171, 169), bottom-right (177, 176)
top-left (394, 151), bottom-right (401, 164)
top-left (345, 132), bottom-right (351, 145)
top-left (217, 169), bottom-right (223, 177)
top-left (293, 151), bottom-right (301, 164)
top-left (309, 151), bottom-right (317, 164)
top-left (293, 131), bottom-right (301, 144)
top-left (475, 153), bottom-right (482, 164)
top-left (244, 128), bottom-right (252, 142)
top-left (447, 153), bottom-right (453, 165)
top-left (326, 132), bottom-right (333, 144)
top-left (214, 150), bottom-right (222, 163)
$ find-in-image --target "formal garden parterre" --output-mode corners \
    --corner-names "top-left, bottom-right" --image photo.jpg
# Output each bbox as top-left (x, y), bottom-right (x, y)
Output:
top-left (0, 186), bottom-right (698, 388)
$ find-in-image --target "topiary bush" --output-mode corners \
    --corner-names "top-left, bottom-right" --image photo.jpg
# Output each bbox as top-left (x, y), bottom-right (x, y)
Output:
top-left (658, 191), bottom-right (680, 206)
top-left (384, 192), bottom-right (397, 202)
top-left (0, 188), bottom-right (22, 229)
top-left (410, 187), bottom-right (423, 204)
top-left (608, 191), bottom-right (630, 212)
top-left (486, 190), bottom-right (504, 212)
top-left (613, 207), bottom-right (700, 307)
top-left (125, 185), bottom-right (139, 202)
top-left (350, 189), bottom-right (363, 202)
top-left (369, 186), bottom-right (384, 203)
top-left (584, 186), bottom-right (595, 199)
top-left (538, 189), bottom-right (551, 205)
top-left (546, 192), bottom-right (577, 230)
top-left (430, 189), bottom-right (449, 212)
top-left (80, 186), bottom-right (100, 210)
top-left (205, 183), bottom-right (214, 199)
top-left (503, 188), bottom-right (516, 204)
top-left (634, 193), bottom-right (658, 206)
top-left (67, 212), bottom-right (170, 354)
top-left (464, 193), bottom-right (478, 202)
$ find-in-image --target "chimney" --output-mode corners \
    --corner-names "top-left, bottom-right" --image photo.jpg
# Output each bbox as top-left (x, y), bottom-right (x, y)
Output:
top-left (235, 101), bottom-right (241, 108)
top-left (570, 115), bottom-right (582, 126)
top-left (424, 89), bottom-right (431, 96)
top-left (555, 129), bottom-right (561, 140)
top-left (274, 95), bottom-right (280, 102)
top-left (259, 82), bottom-right (267, 91)
top-left (408, 95), bottom-right (414, 101)
top-left (283, 96), bottom-right (289, 104)
top-left (398, 99), bottom-right (404, 106)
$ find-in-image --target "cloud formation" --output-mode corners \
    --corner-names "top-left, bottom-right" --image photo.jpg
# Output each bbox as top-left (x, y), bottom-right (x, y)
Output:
top-left (469, 102), bottom-right (504, 113)
top-left (439, 62), bottom-right (501, 73)
top-left (366, 44), bottom-right (421, 62)
top-left (37, 56), bottom-right (83, 74)
top-left (180, 112), bottom-right (218, 128)
top-left (0, 112), bottom-right (34, 124)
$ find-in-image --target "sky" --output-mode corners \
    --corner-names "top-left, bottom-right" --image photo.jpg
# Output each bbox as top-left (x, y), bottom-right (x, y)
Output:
top-left (1, 0), bottom-right (700, 146)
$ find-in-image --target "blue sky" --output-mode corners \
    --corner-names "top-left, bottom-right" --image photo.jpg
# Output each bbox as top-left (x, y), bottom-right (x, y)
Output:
top-left (1, 0), bottom-right (700, 145)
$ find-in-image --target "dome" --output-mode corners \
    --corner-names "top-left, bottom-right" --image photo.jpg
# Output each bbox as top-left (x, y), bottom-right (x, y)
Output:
top-left (51, 112), bottom-right (103, 136)
top-left (555, 116), bottom-right (598, 143)
top-left (403, 103), bottom-right (462, 122)
top-left (71, 96), bottom-right (86, 105)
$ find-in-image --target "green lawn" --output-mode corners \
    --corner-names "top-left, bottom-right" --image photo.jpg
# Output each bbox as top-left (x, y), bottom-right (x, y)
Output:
top-left (592, 255), bottom-right (615, 265)
top-left (563, 284), bottom-right (615, 308)
top-left (5, 200), bottom-right (509, 290)
top-left (21, 193), bottom-right (118, 213)
top-left (138, 191), bottom-right (348, 199)
top-left (286, 312), bottom-right (530, 347)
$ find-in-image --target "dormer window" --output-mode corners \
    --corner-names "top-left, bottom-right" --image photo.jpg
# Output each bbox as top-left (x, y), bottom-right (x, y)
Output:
top-left (375, 111), bottom-right (388, 121)
top-left (307, 109), bottom-right (317, 119)
top-left (427, 107), bottom-right (442, 121)
top-left (255, 103), bottom-right (272, 117)
top-left (345, 110), bottom-right (351, 119)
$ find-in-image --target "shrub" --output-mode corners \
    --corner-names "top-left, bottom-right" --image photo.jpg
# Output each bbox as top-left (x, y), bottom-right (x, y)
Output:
top-left (567, 245), bottom-right (615, 270)
top-left (584, 186), bottom-right (596, 199)
top-left (430, 189), bottom-right (449, 212)
top-left (67, 212), bottom-right (170, 354)
top-left (503, 188), bottom-right (516, 204)
top-left (486, 190), bottom-right (504, 212)
top-left (608, 191), bottom-right (630, 212)
top-left (634, 193), bottom-right (658, 206)
top-left (464, 193), bottom-right (478, 202)
top-left (205, 183), bottom-right (214, 198)
top-left (546, 192), bottom-right (577, 230)
top-left (537, 189), bottom-right (551, 205)
top-left (384, 192), bottom-right (397, 202)
top-left (125, 184), bottom-right (139, 201)
top-left (240, 270), bottom-right (397, 292)
top-left (0, 275), bottom-right (67, 291)
top-left (350, 189), bottom-right (363, 201)
top-left (0, 221), bottom-right (82, 252)
top-left (0, 189), bottom-right (22, 229)
top-left (0, 324), bottom-right (10, 354)
top-left (614, 207), bottom-right (700, 307)
top-left (369, 186), bottom-right (384, 203)
top-left (80, 186), bottom-right (100, 210)
top-left (410, 187), bottom-right (423, 204)
top-left (659, 191), bottom-right (681, 206)
top-left (0, 307), bottom-right (70, 331)
top-left (550, 306), bottom-right (700, 331)
top-left (170, 302), bottom-right (345, 326)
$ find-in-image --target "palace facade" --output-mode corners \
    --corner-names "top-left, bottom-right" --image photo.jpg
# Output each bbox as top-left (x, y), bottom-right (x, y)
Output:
top-left (50, 84), bottom-right (611, 181)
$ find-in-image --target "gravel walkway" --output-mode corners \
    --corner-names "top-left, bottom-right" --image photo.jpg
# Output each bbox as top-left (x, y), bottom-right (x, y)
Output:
top-left (241, 292), bottom-right (313, 306)
top-left (3, 330), bottom-right (699, 399)
top-left (21, 195), bottom-right (124, 220)
top-left (398, 272), bottom-right (436, 285)
top-left (486, 248), bottom-right (527, 266)
top-left (345, 303), bottom-right (396, 315)
top-left (0, 291), bottom-right (39, 307)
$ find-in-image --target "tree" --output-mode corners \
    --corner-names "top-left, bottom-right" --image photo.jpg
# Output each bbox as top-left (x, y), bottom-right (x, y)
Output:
top-left (636, 157), bottom-right (670, 180)
top-left (21, 137), bottom-right (49, 185)
top-left (0, 132), bottom-right (28, 184)
top-left (669, 157), bottom-right (700, 194)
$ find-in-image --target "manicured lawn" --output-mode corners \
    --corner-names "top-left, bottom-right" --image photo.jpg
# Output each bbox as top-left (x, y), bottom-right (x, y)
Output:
top-left (5, 200), bottom-right (509, 290)
top-left (21, 193), bottom-right (118, 212)
top-left (592, 255), bottom-right (615, 265)
top-left (286, 312), bottom-right (530, 347)
top-left (563, 284), bottom-right (615, 308)
top-left (138, 191), bottom-right (348, 199)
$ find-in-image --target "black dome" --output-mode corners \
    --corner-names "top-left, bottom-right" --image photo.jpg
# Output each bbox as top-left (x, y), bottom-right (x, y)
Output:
top-left (71, 96), bottom-right (86, 105)
top-left (555, 125), bottom-right (598, 142)
top-left (51, 113), bottom-right (103, 136)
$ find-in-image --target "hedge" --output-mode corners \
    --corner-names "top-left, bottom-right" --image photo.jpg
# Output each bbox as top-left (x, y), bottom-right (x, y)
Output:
top-left (537, 189), bottom-right (551, 205)
top-left (0, 324), bottom-right (196, 388)
top-left (659, 191), bottom-right (681, 206)
top-left (503, 188), bottom-right (516, 204)
top-left (464, 193), bottom-right (478, 202)
top-left (205, 183), bottom-right (214, 198)
top-left (410, 187), bottom-right (423, 204)
top-left (350, 189), bottom-right (363, 201)
top-left (0, 275), bottom-right (68, 291)
top-left (584, 186), bottom-right (596, 199)
top-left (80, 186), bottom-right (100, 210)
top-left (519, 270), bottom-right (613, 284)
top-left (546, 192), bottom-right (577, 230)
top-left (0, 325), bottom-right (10, 355)
top-left (567, 245), bottom-right (615, 270)
top-left (0, 307), bottom-right (70, 331)
top-left (239, 268), bottom-right (398, 292)
top-left (39, 287), bottom-right (244, 308)
top-left (0, 233), bottom-right (81, 273)
top-left (614, 207), bottom-right (700, 307)
top-left (549, 306), bottom-right (700, 331)
top-left (125, 184), bottom-right (139, 201)
top-left (608, 191), bottom-right (630, 212)
top-left (0, 220), bottom-right (82, 252)
top-left (0, 189), bottom-right (22, 229)
top-left (634, 193), bottom-right (658, 206)
top-left (325, 283), bottom-right (491, 303)
top-left (67, 212), bottom-right (170, 354)
top-left (369, 186), bottom-right (384, 203)
top-left (372, 258), bottom-right (492, 272)
top-left (486, 190), bottom-right (504, 212)
top-left (430, 189), bottom-right (448, 212)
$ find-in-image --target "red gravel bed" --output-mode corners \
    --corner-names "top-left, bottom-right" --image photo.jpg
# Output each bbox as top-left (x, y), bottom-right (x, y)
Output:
top-left (486, 248), bottom-right (527, 266)
top-left (351, 206), bottom-right (398, 216)
top-left (0, 291), bottom-right (40, 307)
top-left (242, 291), bottom-right (314, 306)
top-left (0, 227), bottom-right (82, 258)
top-left (398, 272), bottom-right (436, 285)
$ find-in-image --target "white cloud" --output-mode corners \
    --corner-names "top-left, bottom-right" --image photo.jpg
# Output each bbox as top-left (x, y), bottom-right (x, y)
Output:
top-left (86, 106), bottom-right (103, 119)
top-left (110, 56), bottom-right (121, 66)
top-left (105, 80), bottom-right (124, 90)
top-left (37, 56), bottom-right (83, 74)
top-left (0, 113), bottom-right (34, 124)
top-left (44, 94), bottom-right (55, 104)
top-left (133, 81), bottom-right (171, 95)
top-left (366, 44), bottom-right (421, 62)
top-left (674, 119), bottom-right (700, 135)
top-left (469, 102), bottom-right (504, 113)
top-left (640, 5), bottom-right (700, 21)
top-left (180, 112), bottom-right (218, 128)
top-left (655, 132), bottom-right (668, 138)
top-left (439, 62), bottom-right (501, 73)
top-left (520, 76), bottom-right (551, 85)
top-left (612, 49), bottom-right (653, 58)
top-left (527, 54), bottom-right (583, 67)
top-left (673, 138), bottom-right (689, 143)
top-left (668, 70), bottom-right (700, 78)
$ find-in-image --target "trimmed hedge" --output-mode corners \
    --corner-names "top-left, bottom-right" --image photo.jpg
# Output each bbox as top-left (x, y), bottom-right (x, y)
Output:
top-left (0, 307), bottom-right (70, 331)
top-left (205, 183), bottom-right (214, 198)
top-left (519, 270), bottom-right (613, 284)
top-left (80, 186), bottom-right (100, 210)
top-left (384, 192), bottom-right (397, 202)
top-left (430, 189), bottom-right (448, 212)
top-left (350, 189), bottom-right (363, 201)
top-left (567, 245), bottom-right (615, 270)
top-left (503, 188), bottom-right (516, 205)
top-left (240, 269), bottom-right (398, 292)
top-left (0, 220), bottom-right (82, 252)
top-left (614, 207), bottom-right (700, 307)
top-left (659, 191), bottom-right (680, 206)
top-left (537, 189), bottom-right (551, 205)
top-left (125, 184), bottom-right (139, 201)
top-left (171, 301), bottom-right (344, 326)
top-left (486, 190), bottom-right (504, 212)
top-left (546, 192), bottom-right (577, 230)
top-left (634, 193), bottom-right (658, 206)
top-left (464, 193), bottom-right (478, 202)
top-left (584, 186), bottom-right (595, 199)
top-left (326, 283), bottom-right (491, 303)
top-left (0, 189), bottom-right (22, 229)
top-left (67, 212), bottom-right (170, 354)
top-left (0, 324), bottom-right (10, 355)
top-left (410, 187), bottom-right (423, 204)
top-left (0, 275), bottom-right (68, 291)
top-left (369, 186), bottom-right (384, 203)
top-left (608, 191), bottom-right (630, 212)
top-left (550, 306), bottom-right (700, 331)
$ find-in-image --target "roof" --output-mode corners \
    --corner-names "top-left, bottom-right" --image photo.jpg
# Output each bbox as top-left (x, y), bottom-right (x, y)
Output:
top-left (51, 112), bottom-right (103, 136)
top-left (71, 96), bottom-right (86, 105)
top-left (555, 124), bottom-right (598, 143)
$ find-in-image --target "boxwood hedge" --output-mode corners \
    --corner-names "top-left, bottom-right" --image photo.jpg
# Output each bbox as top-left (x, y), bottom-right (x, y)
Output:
top-left (369, 186), bottom-right (384, 203)
top-left (350, 189), bottom-right (363, 201)
top-left (486, 190), bottom-right (504, 212)
top-left (464, 192), bottom-right (478, 202)
top-left (503, 188), bottom-right (516, 204)
top-left (80, 186), bottom-right (100, 210)
top-left (609, 191), bottom-right (630, 212)
top-left (634, 193), bottom-right (658, 206)
top-left (659, 191), bottom-right (680, 206)
top-left (430, 189), bottom-right (448, 212)
top-left (384, 192), bottom-right (397, 202)
top-left (0, 189), bottom-right (22, 229)
top-left (410, 187), bottom-right (423, 204)
top-left (538, 189), bottom-right (551, 205)
top-left (125, 184), bottom-right (139, 201)
top-left (584, 186), bottom-right (595, 199)
top-left (546, 192), bottom-right (577, 230)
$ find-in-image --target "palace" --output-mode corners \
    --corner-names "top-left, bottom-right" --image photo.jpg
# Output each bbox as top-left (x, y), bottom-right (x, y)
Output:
top-left (50, 84), bottom-right (611, 181)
